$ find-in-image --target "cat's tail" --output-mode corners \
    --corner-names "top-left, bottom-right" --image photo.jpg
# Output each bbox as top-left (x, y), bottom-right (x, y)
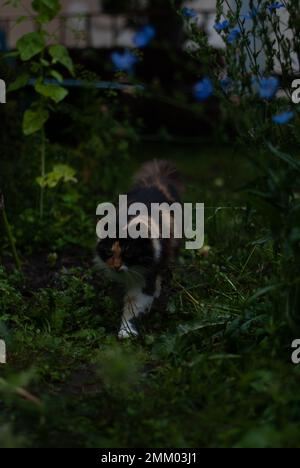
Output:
top-left (133, 160), bottom-right (185, 195)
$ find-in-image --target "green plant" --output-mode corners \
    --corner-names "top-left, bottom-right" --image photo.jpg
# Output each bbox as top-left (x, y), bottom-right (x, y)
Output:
top-left (185, 0), bottom-right (300, 329)
top-left (0, 141), bottom-right (299, 448)
top-left (0, 192), bottom-right (21, 270)
top-left (7, 0), bottom-right (75, 218)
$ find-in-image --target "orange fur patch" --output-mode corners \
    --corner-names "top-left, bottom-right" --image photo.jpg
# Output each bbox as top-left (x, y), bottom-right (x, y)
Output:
top-left (106, 241), bottom-right (123, 270)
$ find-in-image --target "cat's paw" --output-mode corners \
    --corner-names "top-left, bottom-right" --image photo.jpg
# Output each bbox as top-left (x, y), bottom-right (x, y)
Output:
top-left (118, 326), bottom-right (138, 340)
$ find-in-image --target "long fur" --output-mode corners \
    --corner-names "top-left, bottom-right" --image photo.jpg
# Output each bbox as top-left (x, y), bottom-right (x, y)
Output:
top-left (133, 160), bottom-right (185, 197)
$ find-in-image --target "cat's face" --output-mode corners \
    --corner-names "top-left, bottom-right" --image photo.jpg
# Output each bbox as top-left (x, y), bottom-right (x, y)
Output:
top-left (97, 237), bottom-right (154, 273)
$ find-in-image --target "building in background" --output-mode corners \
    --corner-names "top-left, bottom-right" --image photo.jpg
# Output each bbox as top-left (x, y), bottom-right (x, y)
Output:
top-left (0, 1), bottom-right (294, 73)
top-left (0, 0), bottom-right (220, 50)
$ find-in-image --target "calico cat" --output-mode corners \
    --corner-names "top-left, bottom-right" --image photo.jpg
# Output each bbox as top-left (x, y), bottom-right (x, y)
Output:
top-left (96, 160), bottom-right (184, 339)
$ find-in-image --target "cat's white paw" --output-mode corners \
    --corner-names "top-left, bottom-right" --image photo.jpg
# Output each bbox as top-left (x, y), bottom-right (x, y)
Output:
top-left (118, 327), bottom-right (138, 340)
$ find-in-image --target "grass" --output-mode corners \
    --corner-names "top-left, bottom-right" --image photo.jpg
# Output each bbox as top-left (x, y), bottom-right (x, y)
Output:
top-left (0, 142), bottom-right (299, 448)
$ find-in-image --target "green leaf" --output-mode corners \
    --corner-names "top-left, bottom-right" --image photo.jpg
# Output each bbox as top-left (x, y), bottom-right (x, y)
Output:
top-left (268, 143), bottom-right (300, 172)
top-left (16, 32), bottom-right (45, 61)
top-left (48, 44), bottom-right (74, 76)
top-left (40, 58), bottom-right (50, 67)
top-left (35, 82), bottom-right (68, 103)
top-left (22, 108), bottom-right (49, 136)
top-left (8, 73), bottom-right (29, 92)
top-left (50, 70), bottom-right (63, 82)
top-left (247, 284), bottom-right (282, 305)
top-left (36, 164), bottom-right (77, 189)
top-left (32, 0), bottom-right (61, 23)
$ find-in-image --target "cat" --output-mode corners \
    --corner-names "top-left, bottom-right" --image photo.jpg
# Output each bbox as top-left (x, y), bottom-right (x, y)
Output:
top-left (96, 160), bottom-right (184, 339)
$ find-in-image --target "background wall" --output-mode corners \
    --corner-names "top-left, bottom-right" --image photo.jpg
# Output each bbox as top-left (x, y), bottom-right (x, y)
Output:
top-left (0, 1), bottom-right (293, 72)
top-left (0, 0), bottom-right (222, 49)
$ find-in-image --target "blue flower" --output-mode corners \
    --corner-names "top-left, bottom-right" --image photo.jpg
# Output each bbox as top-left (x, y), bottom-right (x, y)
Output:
top-left (214, 20), bottom-right (230, 32)
top-left (182, 7), bottom-right (198, 19)
top-left (241, 7), bottom-right (259, 20)
top-left (272, 111), bottom-right (294, 124)
top-left (111, 49), bottom-right (138, 72)
top-left (220, 76), bottom-right (232, 93)
top-left (227, 27), bottom-right (241, 44)
top-left (194, 77), bottom-right (213, 102)
top-left (133, 25), bottom-right (156, 48)
top-left (268, 2), bottom-right (285, 12)
top-left (257, 76), bottom-right (280, 100)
